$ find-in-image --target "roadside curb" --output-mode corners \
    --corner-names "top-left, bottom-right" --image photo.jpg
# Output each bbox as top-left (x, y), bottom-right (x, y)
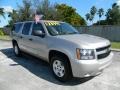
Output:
top-left (0, 39), bottom-right (11, 42)
top-left (111, 48), bottom-right (120, 52)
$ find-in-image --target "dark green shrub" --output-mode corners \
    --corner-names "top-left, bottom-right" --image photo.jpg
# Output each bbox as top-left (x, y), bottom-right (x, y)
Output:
top-left (0, 28), bottom-right (5, 36)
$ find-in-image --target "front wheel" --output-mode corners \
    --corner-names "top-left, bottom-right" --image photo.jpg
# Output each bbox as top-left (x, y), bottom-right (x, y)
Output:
top-left (13, 43), bottom-right (21, 56)
top-left (51, 56), bottom-right (72, 82)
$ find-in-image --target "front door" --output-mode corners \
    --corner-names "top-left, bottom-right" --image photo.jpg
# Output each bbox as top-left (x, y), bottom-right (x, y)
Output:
top-left (29, 22), bottom-right (48, 60)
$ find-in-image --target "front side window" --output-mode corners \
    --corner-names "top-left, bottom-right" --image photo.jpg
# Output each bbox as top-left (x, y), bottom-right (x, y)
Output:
top-left (44, 22), bottom-right (79, 36)
top-left (31, 22), bottom-right (45, 35)
top-left (22, 22), bottom-right (32, 35)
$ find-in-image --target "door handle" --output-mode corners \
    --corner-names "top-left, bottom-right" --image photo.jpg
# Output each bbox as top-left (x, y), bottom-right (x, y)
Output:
top-left (29, 38), bottom-right (33, 41)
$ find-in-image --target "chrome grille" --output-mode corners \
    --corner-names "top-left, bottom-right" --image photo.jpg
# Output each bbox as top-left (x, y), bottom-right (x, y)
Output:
top-left (96, 45), bottom-right (111, 59)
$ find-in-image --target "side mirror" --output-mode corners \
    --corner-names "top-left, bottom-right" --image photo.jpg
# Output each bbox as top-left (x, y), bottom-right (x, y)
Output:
top-left (33, 30), bottom-right (45, 38)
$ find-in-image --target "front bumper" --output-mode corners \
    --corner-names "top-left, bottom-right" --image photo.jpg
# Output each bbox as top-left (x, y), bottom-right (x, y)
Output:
top-left (71, 52), bottom-right (113, 78)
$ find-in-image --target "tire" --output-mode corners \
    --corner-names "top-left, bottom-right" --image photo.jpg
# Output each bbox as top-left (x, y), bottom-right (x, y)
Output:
top-left (50, 55), bottom-right (72, 82)
top-left (13, 42), bottom-right (21, 56)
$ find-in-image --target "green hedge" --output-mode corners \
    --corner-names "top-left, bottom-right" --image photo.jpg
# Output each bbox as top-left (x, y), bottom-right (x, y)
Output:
top-left (0, 28), bottom-right (4, 36)
top-left (111, 42), bottom-right (120, 49)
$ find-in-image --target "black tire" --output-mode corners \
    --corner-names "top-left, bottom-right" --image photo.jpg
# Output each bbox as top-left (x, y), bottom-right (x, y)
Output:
top-left (50, 55), bottom-right (72, 82)
top-left (13, 42), bottom-right (21, 56)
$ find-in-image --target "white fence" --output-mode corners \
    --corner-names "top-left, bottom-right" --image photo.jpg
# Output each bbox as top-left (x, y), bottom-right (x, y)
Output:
top-left (75, 25), bottom-right (120, 42)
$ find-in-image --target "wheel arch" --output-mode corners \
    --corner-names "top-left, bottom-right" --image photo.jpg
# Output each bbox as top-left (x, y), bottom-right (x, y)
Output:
top-left (49, 49), bottom-right (73, 76)
top-left (12, 39), bottom-right (17, 46)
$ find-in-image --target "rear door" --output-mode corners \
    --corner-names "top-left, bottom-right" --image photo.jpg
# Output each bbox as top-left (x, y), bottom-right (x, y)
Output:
top-left (19, 22), bottom-right (33, 53)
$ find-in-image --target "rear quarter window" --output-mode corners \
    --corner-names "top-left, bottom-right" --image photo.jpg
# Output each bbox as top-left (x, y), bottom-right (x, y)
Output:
top-left (22, 22), bottom-right (32, 35)
top-left (14, 23), bottom-right (23, 33)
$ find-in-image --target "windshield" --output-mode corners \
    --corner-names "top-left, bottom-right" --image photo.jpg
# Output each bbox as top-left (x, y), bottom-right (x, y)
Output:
top-left (44, 22), bottom-right (79, 36)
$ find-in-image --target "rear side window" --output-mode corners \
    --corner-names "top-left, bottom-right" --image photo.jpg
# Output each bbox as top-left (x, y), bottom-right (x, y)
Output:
top-left (14, 23), bottom-right (23, 33)
top-left (22, 22), bottom-right (32, 35)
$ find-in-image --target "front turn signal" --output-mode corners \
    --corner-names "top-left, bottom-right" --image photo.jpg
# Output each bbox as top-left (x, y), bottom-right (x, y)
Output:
top-left (76, 48), bottom-right (80, 60)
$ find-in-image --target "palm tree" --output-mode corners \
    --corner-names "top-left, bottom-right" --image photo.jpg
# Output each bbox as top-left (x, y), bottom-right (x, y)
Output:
top-left (97, 8), bottom-right (104, 25)
top-left (85, 13), bottom-right (90, 21)
top-left (18, 0), bottom-right (32, 21)
top-left (85, 13), bottom-right (91, 24)
top-left (90, 6), bottom-right (97, 24)
top-left (85, 13), bottom-right (94, 25)
top-left (0, 8), bottom-right (4, 17)
top-left (0, 8), bottom-right (5, 22)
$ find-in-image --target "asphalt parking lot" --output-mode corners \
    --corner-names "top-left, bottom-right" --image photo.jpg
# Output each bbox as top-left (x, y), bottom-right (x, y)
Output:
top-left (0, 40), bottom-right (120, 90)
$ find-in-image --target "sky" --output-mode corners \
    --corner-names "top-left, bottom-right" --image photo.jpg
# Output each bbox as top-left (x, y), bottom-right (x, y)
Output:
top-left (0, 0), bottom-right (118, 27)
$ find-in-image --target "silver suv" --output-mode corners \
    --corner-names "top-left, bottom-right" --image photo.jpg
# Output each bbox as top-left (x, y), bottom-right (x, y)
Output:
top-left (12, 20), bottom-right (113, 82)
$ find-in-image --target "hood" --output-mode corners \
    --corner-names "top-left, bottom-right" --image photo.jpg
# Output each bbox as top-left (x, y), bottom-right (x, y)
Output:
top-left (55, 34), bottom-right (110, 49)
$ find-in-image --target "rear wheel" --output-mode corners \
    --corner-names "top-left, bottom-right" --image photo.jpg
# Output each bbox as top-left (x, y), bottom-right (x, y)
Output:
top-left (13, 43), bottom-right (21, 56)
top-left (51, 55), bottom-right (72, 82)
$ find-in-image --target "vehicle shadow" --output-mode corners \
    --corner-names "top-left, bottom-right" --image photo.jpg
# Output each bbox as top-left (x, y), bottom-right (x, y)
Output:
top-left (0, 48), bottom-right (94, 86)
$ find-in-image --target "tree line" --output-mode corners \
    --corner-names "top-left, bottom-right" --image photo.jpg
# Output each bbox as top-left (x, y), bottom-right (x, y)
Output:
top-left (0, 0), bottom-right (120, 27)
top-left (85, 3), bottom-right (120, 25)
top-left (7, 0), bottom-right (86, 27)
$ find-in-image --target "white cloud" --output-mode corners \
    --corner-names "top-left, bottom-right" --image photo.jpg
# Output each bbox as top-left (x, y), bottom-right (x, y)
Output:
top-left (117, 0), bottom-right (120, 6)
top-left (1, 6), bottom-right (13, 13)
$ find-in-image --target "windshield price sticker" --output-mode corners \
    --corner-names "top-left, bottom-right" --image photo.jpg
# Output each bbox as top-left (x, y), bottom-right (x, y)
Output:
top-left (45, 22), bottom-right (60, 26)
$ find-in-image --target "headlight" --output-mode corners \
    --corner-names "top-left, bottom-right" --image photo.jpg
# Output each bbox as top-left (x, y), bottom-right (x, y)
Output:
top-left (76, 49), bottom-right (95, 60)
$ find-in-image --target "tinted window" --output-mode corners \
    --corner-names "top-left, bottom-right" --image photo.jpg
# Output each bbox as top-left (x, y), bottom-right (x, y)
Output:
top-left (32, 23), bottom-right (45, 35)
top-left (14, 23), bottom-right (23, 33)
top-left (22, 22), bottom-right (32, 35)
